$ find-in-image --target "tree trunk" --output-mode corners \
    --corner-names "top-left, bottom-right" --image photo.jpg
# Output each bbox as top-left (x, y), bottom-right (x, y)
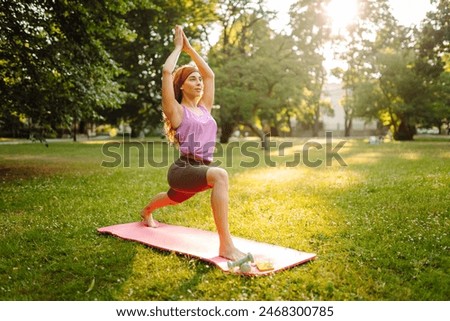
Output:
top-left (312, 104), bottom-right (321, 137)
top-left (437, 120), bottom-right (443, 135)
top-left (394, 120), bottom-right (416, 141)
top-left (245, 122), bottom-right (269, 150)
top-left (73, 114), bottom-right (77, 142)
top-left (270, 126), bottom-right (279, 136)
top-left (220, 121), bottom-right (234, 144)
top-left (344, 115), bottom-right (352, 137)
top-left (286, 113), bottom-right (293, 137)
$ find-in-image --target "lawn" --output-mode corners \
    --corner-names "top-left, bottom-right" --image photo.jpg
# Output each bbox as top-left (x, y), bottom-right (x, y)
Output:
top-left (0, 136), bottom-right (449, 300)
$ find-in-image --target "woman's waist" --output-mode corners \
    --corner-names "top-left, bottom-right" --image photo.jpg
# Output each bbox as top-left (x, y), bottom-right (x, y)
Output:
top-left (179, 153), bottom-right (211, 165)
top-left (178, 142), bottom-right (215, 161)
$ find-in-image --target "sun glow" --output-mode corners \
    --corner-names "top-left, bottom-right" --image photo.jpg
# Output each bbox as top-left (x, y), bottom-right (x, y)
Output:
top-left (325, 0), bottom-right (359, 34)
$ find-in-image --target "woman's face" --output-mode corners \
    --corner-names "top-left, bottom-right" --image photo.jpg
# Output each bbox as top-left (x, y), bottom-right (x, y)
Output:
top-left (181, 72), bottom-right (203, 98)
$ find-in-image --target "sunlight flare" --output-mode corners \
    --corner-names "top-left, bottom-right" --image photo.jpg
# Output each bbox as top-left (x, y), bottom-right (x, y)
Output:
top-left (326, 0), bottom-right (359, 34)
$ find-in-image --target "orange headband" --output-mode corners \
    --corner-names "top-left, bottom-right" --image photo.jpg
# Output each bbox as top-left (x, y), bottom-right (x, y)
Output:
top-left (173, 65), bottom-right (199, 103)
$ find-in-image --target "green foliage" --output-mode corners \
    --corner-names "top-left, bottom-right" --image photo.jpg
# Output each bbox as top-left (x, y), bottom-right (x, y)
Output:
top-left (0, 138), bottom-right (449, 300)
top-left (212, 17), bottom-right (304, 142)
top-left (102, 0), bottom-right (218, 134)
top-left (416, 0), bottom-right (450, 131)
top-left (0, 0), bottom-right (131, 135)
top-left (334, 0), bottom-right (450, 140)
top-left (0, 0), bottom-right (218, 138)
top-left (1, 0), bottom-right (448, 142)
top-left (352, 48), bottom-right (431, 140)
top-left (289, 0), bottom-right (332, 137)
top-left (211, 0), bottom-right (333, 142)
top-left (209, 0), bottom-right (280, 142)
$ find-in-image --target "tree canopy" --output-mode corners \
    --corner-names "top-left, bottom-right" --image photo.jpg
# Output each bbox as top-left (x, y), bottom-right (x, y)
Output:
top-left (331, 0), bottom-right (449, 139)
top-left (1, 0), bottom-right (448, 141)
top-left (1, 0), bottom-right (130, 139)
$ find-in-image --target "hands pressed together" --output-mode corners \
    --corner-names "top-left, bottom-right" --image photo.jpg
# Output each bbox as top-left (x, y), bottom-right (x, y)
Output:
top-left (174, 25), bottom-right (193, 53)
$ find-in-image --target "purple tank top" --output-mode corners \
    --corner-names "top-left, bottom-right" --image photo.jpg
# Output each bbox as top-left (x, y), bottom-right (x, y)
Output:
top-left (176, 105), bottom-right (217, 162)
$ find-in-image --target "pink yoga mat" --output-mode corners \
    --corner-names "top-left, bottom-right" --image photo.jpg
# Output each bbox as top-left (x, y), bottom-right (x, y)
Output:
top-left (98, 222), bottom-right (316, 275)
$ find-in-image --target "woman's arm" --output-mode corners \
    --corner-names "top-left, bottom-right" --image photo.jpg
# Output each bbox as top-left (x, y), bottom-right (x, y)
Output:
top-left (182, 30), bottom-right (215, 111)
top-left (162, 26), bottom-right (184, 128)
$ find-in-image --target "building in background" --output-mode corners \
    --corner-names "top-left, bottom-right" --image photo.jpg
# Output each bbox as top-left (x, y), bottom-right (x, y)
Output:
top-left (322, 82), bottom-right (378, 137)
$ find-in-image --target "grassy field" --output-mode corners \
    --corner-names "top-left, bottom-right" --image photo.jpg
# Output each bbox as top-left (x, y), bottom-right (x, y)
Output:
top-left (0, 136), bottom-right (449, 301)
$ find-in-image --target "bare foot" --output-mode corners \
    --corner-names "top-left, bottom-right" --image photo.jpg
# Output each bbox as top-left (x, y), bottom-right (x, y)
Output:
top-left (141, 209), bottom-right (158, 228)
top-left (219, 245), bottom-right (246, 261)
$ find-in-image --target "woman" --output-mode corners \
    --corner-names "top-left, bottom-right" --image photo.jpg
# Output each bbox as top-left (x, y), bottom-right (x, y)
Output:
top-left (141, 26), bottom-right (245, 261)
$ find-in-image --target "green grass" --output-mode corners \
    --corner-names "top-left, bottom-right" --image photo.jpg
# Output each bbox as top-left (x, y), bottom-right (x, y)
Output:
top-left (0, 137), bottom-right (449, 300)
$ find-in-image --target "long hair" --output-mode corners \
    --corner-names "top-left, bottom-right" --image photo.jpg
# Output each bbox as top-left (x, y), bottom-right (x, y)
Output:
top-left (163, 65), bottom-right (199, 146)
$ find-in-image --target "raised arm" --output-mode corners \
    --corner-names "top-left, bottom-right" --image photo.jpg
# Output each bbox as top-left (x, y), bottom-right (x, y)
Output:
top-left (182, 30), bottom-right (215, 111)
top-left (161, 26), bottom-right (184, 128)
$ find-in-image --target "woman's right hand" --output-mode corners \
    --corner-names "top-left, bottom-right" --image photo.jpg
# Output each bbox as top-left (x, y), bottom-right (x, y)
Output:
top-left (174, 25), bottom-right (183, 50)
top-left (181, 28), bottom-right (194, 53)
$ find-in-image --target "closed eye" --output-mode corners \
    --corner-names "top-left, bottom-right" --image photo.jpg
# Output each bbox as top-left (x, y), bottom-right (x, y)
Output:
top-left (188, 76), bottom-right (203, 82)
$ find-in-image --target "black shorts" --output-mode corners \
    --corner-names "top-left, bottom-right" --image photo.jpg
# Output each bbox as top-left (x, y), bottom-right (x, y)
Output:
top-left (167, 156), bottom-right (212, 203)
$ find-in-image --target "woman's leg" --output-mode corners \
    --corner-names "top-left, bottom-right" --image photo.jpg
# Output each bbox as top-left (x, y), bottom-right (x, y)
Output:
top-left (206, 167), bottom-right (245, 261)
top-left (141, 192), bottom-right (177, 227)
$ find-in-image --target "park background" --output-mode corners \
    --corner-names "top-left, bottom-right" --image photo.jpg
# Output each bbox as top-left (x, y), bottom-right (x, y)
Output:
top-left (1, 0), bottom-right (449, 301)
top-left (2, 0), bottom-right (449, 142)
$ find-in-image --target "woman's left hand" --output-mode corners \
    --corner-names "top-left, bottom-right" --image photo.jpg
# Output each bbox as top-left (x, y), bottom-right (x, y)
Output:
top-left (174, 25), bottom-right (183, 50)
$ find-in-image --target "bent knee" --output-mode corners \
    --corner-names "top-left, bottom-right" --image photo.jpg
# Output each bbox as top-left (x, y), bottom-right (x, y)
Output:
top-left (207, 167), bottom-right (228, 187)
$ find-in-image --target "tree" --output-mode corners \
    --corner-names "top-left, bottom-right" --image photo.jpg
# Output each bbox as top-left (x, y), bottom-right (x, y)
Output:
top-left (209, 0), bottom-right (309, 145)
top-left (239, 29), bottom-right (305, 139)
top-left (0, 0), bottom-right (130, 140)
top-left (353, 48), bottom-right (431, 140)
top-left (289, 0), bottom-right (332, 137)
top-left (416, 0), bottom-right (450, 133)
top-left (209, 0), bottom-right (275, 144)
top-left (333, 0), bottom-right (441, 140)
top-left (102, 0), bottom-right (217, 136)
top-left (331, 15), bottom-right (373, 137)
